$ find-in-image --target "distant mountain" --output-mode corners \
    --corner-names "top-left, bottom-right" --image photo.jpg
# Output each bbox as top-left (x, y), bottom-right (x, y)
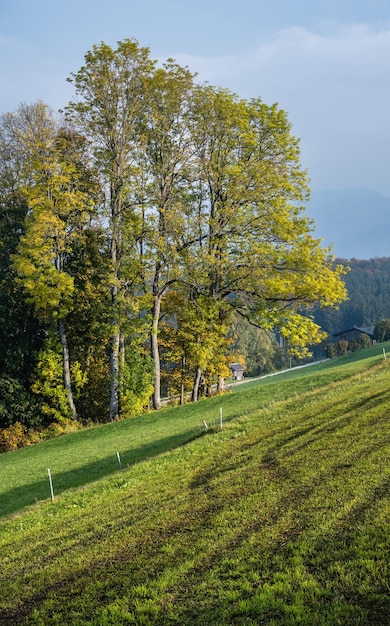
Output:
top-left (304, 188), bottom-right (390, 259)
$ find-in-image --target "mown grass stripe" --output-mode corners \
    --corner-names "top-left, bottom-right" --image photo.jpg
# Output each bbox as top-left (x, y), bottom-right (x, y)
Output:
top-left (0, 344), bottom-right (389, 624)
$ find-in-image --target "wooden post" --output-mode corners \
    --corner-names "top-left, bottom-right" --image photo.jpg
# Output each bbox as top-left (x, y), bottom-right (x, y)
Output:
top-left (220, 407), bottom-right (223, 431)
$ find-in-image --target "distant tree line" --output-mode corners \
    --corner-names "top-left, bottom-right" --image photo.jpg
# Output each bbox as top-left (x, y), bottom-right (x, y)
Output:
top-left (0, 39), bottom-right (346, 446)
top-left (324, 334), bottom-right (372, 359)
top-left (313, 257), bottom-right (390, 338)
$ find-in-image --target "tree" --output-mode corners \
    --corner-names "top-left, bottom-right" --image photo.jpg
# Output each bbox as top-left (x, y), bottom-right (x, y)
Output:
top-left (336, 340), bottom-right (349, 356)
top-left (65, 41), bottom-right (347, 414)
top-left (374, 318), bottom-right (390, 343)
top-left (187, 87), bottom-right (347, 359)
top-left (230, 315), bottom-right (287, 376)
top-left (160, 290), bottom-right (232, 403)
top-left (0, 118), bottom-right (44, 389)
top-left (8, 102), bottom-right (94, 420)
top-left (324, 343), bottom-right (337, 359)
top-left (349, 333), bottom-right (371, 352)
top-left (139, 60), bottom-right (199, 409)
top-left (66, 39), bottom-right (155, 420)
top-left (0, 39), bottom-right (350, 431)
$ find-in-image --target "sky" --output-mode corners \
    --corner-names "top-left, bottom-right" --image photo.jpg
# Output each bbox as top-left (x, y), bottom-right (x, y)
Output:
top-left (1, 0), bottom-right (390, 197)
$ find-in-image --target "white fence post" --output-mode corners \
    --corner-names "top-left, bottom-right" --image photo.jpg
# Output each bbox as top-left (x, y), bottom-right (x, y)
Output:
top-left (47, 468), bottom-right (54, 502)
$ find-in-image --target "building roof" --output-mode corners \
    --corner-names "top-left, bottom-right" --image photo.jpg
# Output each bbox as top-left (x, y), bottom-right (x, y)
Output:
top-left (333, 325), bottom-right (375, 338)
top-left (230, 362), bottom-right (245, 371)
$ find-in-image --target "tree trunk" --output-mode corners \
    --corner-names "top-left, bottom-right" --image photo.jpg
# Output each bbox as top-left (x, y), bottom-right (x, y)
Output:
top-left (58, 318), bottom-right (77, 420)
top-left (118, 333), bottom-right (126, 415)
top-left (180, 354), bottom-right (186, 405)
top-left (217, 376), bottom-right (224, 393)
top-left (109, 205), bottom-right (121, 421)
top-left (110, 329), bottom-right (120, 421)
top-left (151, 294), bottom-right (162, 410)
top-left (191, 366), bottom-right (202, 402)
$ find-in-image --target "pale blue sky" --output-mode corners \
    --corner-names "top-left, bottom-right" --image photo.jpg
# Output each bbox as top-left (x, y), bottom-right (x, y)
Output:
top-left (1, 0), bottom-right (390, 196)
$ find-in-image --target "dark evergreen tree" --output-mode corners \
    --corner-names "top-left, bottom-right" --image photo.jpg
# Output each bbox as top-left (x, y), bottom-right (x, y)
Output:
top-left (0, 131), bottom-right (45, 428)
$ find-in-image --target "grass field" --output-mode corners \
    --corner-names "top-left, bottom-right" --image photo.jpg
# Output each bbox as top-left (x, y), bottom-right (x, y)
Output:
top-left (1, 343), bottom-right (389, 624)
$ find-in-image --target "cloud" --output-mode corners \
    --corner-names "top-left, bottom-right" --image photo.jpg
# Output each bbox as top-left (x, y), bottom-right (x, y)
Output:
top-left (173, 23), bottom-right (390, 102)
top-left (2, 20), bottom-right (389, 194)
top-left (172, 23), bottom-right (390, 193)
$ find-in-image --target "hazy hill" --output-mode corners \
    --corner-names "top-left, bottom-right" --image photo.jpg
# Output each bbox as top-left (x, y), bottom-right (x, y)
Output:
top-left (305, 188), bottom-right (390, 259)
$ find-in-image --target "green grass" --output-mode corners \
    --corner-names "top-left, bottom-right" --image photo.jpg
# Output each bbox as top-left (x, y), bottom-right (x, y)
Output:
top-left (1, 343), bottom-right (386, 520)
top-left (1, 343), bottom-right (390, 625)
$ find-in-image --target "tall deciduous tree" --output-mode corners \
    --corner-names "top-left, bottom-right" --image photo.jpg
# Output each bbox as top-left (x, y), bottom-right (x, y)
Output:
top-left (187, 86), bottom-right (347, 358)
top-left (140, 60), bottom-right (198, 409)
top-left (65, 41), bottom-right (347, 413)
top-left (66, 39), bottom-right (155, 420)
top-left (7, 103), bottom-right (94, 420)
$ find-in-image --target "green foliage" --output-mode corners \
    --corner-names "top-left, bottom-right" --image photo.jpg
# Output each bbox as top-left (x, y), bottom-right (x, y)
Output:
top-left (0, 422), bottom-right (27, 452)
top-left (324, 343), bottom-right (337, 359)
top-left (326, 335), bottom-right (372, 358)
top-left (349, 333), bottom-right (372, 352)
top-left (74, 353), bottom-right (110, 423)
top-left (160, 291), bottom-right (233, 399)
top-left (119, 343), bottom-right (154, 418)
top-left (188, 85), bottom-right (347, 357)
top-left (230, 315), bottom-right (287, 375)
top-left (31, 336), bottom-right (86, 424)
top-left (31, 340), bottom-right (71, 423)
top-left (374, 318), bottom-right (390, 342)
top-left (0, 375), bottom-right (42, 429)
top-left (0, 145), bottom-right (44, 384)
top-left (11, 104), bottom-right (92, 321)
top-left (66, 39), bottom-right (157, 420)
top-left (5, 102), bottom-right (98, 421)
top-left (0, 40), bottom-right (348, 428)
top-left (336, 339), bottom-right (349, 356)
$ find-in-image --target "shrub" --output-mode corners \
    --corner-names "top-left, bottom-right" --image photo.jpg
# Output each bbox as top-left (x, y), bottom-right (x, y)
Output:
top-left (374, 319), bottom-right (390, 342)
top-left (336, 340), bottom-right (349, 356)
top-left (0, 419), bottom-right (81, 453)
top-left (0, 422), bottom-right (27, 452)
top-left (349, 334), bottom-right (372, 352)
top-left (325, 343), bottom-right (337, 358)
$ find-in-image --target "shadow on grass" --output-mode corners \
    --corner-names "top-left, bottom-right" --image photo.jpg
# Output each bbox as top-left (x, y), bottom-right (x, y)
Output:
top-left (4, 443), bottom-right (390, 626)
top-left (0, 427), bottom-right (205, 519)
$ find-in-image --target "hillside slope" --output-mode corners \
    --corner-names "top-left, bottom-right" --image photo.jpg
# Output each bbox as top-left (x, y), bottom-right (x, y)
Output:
top-left (0, 352), bottom-right (390, 625)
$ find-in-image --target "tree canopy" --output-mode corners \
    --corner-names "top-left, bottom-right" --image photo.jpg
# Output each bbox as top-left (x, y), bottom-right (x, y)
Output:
top-left (0, 38), bottom-right (348, 438)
